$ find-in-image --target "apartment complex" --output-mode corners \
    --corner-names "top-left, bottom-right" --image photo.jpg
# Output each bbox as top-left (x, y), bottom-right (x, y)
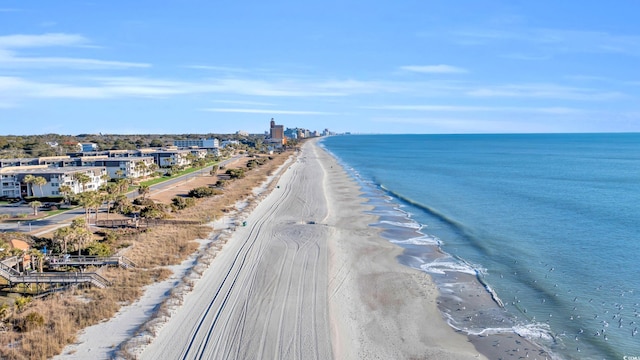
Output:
top-left (0, 166), bottom-right (107, 198)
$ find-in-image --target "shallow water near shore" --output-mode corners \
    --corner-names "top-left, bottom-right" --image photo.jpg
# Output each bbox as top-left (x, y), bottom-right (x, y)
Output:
top-left (322, 134), bottom-right (640, 360)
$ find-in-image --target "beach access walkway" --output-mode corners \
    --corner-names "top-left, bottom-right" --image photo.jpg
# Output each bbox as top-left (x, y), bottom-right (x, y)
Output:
top-left (0, 254), bottom-right (135, 291)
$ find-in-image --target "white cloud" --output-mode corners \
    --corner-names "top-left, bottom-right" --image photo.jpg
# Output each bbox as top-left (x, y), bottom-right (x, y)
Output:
top-left (213, 100), bottom-right (275, 106)
top-left (454, 28), bottom-right (640, 56)
top-left (0, 75), bottom-right (389, 103)
top-left (202, 108), bottom-right (333, 115)
top-left (0, 33), bottom-right (88, 48)
top-left (400, 65), bottom-right (468, 74)
top-left (185, 65), bottom-right (248, 73)
top-left (466, 83), bottom-right (624, 101)
top-left (0, 33), bottom-right (150, 69)
top-left (0, 52), bottom-right (150, 69)
top-left (365, 104), bottom-right (583, 114)
top-left (370, 116), bottom-right (562, 133)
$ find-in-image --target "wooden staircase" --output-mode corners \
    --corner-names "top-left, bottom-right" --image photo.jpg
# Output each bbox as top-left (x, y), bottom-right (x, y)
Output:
top-left (0, 254), bottom-right (136, 290)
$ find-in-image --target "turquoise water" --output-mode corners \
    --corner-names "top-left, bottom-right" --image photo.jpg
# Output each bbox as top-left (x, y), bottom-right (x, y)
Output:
top-left (321, 133), bottom-right (640, 360)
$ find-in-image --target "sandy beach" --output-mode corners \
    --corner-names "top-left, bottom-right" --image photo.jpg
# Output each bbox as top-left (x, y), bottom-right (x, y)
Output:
top-left (140, 139), bottom-right (485, 360)
top-left (57, 139), bottom-right (486, 359)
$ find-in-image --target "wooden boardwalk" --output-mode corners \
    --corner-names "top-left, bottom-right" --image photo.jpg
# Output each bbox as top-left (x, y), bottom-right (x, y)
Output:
top-left (96, 218), bottom-right (203, 228)
top-left (0, 254), bottom-right (136, 291)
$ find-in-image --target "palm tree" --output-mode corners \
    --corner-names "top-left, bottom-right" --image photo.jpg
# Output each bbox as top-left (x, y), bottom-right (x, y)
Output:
top-left (115, 169), bottom-right (125, 179)
top-left (185, 153), bottom-right (197, 168)
top-left (148, 163), bottom-right (159, 175)
top-left (116, 178), bottom-right (129, 194)
top-left (33, 176), bottom-right (47, 196)
top-left (135, 161), bottom-right (148, 178)
top-left (53, 226), bottom-right (73, 254)
top-left (29, 201), bottom-right (42, 216)
top-left (28, 249), bottom-right (44, 272)
top-left (103, 182), bottom-right (119, 220)
top-left (138, 184), bottom-right (150, 199)
top-left (58, 185), bottom-right (73, 205)
top-left (70, 218), bottom-right (92, 255)
top-left (74, 172), bottom-right (91, 192)
top-left (33, 176), bottom-right (47, 197)
top-left (23, 174), bottom-right (35, 196)
top-left (75, 191), bottom-right (97, 223)
top-left (101, 173), bottom-right (111, 185)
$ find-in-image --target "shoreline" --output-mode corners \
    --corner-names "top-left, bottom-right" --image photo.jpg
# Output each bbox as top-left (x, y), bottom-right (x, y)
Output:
top-left (320, 140), bottom-right (555, 360)
top-left (318, 141), bottom-right (484, 359)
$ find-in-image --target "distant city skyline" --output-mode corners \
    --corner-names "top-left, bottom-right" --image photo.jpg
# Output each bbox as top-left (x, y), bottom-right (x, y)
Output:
top-left (1, 1), bottom-right (639, 135)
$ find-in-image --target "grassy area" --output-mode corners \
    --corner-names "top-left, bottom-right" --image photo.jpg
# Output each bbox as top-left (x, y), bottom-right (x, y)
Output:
top-left (138, 162), bottom-right (217, 188)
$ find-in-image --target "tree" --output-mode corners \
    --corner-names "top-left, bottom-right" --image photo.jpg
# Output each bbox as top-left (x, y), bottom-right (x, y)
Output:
top-left (135, 161), bottom-right (149, 178)
top-left (116, 178), bottom-right (129, 194)
top-left (75, 190), bottom-right (99, 223)
top-left (23, 174), bottom-right (35, 196)
top-left (149, 139), bottom-right (164, 147)
top-left (103, 182), bottom-right (119, 220)
top-left (112, 194), bottom-right (134, 215)
top-left (70, 218), bottom-right (92, 255)
top-left (140, 202), bottom-right (167, 219)
top-left (53, 226), bottom-right (73, 254)
top-left (33, 176), bottom-right (47, 196)
top-left (74, 173), bottom-right (91, 192)
top-left (148, 163), bottom-right (159, 175)
top-left (138, 184), bottom-right (150, 199)
top-left (30, 201), bottom-right (42, 216)
top-left (185, 153), bottom-right (197, 167)
top-left (58, 185), bottom-right (73, 205)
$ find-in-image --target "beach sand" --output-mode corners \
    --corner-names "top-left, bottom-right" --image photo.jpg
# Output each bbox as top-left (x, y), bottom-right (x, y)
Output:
top-left (57, 139), bottom-right (487, 359)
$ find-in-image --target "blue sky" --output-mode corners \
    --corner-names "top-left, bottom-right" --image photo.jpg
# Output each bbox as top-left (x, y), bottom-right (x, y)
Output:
top-left (1, 1), bottom-right (639, 135)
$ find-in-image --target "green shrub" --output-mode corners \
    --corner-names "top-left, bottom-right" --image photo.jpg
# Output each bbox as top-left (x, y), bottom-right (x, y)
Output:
top-left (133, 197), bottom-right (155, 206)
top-left (14, 297), bottom-right (31, 312)
top-left (225, 168), bottom-right (245, 179)
top-left (21, 311), bottom-right (45, 332)
top-left (86, 242), bottom-right (112, 256)
top-left (188, 186), bottom-right (220, 198)
top-left (171, 197), bottom-right (196, 210)
top-left (140, 203), bottom-right (167, 219)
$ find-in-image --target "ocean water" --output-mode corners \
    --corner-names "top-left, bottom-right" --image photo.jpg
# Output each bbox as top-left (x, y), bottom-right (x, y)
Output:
top-left (321, 133), bottom-right (640, 360)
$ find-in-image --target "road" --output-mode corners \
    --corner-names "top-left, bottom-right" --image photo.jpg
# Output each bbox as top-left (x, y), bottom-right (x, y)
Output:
top-left (0, 156), bottom-right (242, 235)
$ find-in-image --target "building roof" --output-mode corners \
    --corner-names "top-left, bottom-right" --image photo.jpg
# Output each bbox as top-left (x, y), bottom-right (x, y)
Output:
top-left (9, 239), bottom-right (30, 251)
top-left (0, 166), bottom-right (105, 175)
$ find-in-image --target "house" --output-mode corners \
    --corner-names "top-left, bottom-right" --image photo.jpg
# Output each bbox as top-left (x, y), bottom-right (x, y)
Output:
top-left (142, 149), bottom-right (192, 168)
top-left (0, 166), bottom-right (108, 197)
top-left (220, 140), bottom-right (240, 148)
top-left (8, 239), bottom-right (31, 272)
top-left (39, 156), bottom-right (77, 168)
top-left (77, 143), bottom-right (98, 152)
top-left (173, 138), bottom-right (219, 149)
top-left (0, 157), bottom-right (40, 168)
top-left (80, 156), bottom-right (155, 179)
